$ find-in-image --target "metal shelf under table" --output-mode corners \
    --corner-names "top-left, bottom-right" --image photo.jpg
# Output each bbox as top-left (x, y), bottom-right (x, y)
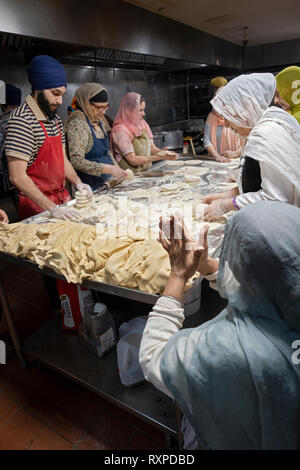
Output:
top-left (21, 316), bottom-right (178, 437)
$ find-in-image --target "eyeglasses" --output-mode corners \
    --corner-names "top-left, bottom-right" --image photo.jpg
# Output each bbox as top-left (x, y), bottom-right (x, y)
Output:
top-left (91, 103), bottom-right (109, 112)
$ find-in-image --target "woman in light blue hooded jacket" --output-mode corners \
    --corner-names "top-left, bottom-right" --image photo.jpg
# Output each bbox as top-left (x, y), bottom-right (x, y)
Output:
top-left (140, 201), bottom-right (300, 449)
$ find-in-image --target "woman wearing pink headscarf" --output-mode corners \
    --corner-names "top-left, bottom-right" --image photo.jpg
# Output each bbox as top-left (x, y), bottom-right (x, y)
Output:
top-left (111, 93), bottom-right (178, 173)
top-left (204, 87), bottom-right (244, 162)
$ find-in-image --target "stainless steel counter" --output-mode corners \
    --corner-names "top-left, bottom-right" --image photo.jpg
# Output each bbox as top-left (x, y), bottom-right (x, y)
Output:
top-left (17, 155), bottom-right (239, 310)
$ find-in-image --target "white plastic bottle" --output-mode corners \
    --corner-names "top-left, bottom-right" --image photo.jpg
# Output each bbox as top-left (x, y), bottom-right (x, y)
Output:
top-left (90, 303), bottom-right (117, 358)
top-left (183, 142), bottom-right (189, 155)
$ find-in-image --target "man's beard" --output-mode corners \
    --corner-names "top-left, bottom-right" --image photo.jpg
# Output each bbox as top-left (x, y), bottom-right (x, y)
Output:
top-left (37, 91), bottom-right (59, 120)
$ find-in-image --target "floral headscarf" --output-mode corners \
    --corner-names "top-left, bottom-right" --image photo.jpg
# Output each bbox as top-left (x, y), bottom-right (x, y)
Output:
top-left (211, 73), bottom-right (276, 128)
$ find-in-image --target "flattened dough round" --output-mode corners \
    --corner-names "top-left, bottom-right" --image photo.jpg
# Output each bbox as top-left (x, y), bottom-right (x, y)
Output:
top-left (160, 182), bottom-right (189, 192)
top-left (157, 150), bottom-right (176, 157)
top-left (184, 160), bottom-right (203, 166)
top-left (164, 160), bottom-right (183, 167)
top-left (184, 174), bottom-right (199, 183)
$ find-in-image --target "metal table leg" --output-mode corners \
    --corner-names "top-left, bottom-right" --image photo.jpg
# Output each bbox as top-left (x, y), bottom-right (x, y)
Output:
top-left (0, 278), bottom-right (28, 368)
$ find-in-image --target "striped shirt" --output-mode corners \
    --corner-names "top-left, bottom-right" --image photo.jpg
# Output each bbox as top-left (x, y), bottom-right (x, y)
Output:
top-left (5, 94), bottom-right (65, 167)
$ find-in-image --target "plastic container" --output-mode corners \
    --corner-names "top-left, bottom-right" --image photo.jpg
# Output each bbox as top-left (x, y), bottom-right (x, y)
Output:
top-left (183, 142), bottom-right (189, 155)
top-left (57, 280), bottom-right (94, 331)
top-left (78, 302), bottom-right (117, 358)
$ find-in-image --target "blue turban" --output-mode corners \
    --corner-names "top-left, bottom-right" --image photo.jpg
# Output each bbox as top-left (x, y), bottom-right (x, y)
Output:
top-left (5, 83), bottom-right (22, 106)
top-left (27, 55), bottom-right (67, 91)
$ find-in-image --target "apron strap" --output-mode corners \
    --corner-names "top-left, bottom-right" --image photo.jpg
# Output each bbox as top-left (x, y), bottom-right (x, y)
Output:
top-left (39, 121), bottom-right (48, 137)
top-left (39, 121), bottom-right (61, 138)
top-left (98, 120), bottom-right (107, 137)
top-left (86, 116), bottom-right (107, 138)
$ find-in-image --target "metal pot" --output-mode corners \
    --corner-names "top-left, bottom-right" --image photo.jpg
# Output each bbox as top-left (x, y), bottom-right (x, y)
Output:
top-left (152, 132), bottom-right (164, 149)
top-left (161, 130), bottom-right (183, 150)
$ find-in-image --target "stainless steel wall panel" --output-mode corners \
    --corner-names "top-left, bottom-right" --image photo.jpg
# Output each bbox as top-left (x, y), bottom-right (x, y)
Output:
top-left (0, 61), bottom-right (189, 126)
top-left (245, 38), bottom-right (300, 71)
top-left (0, 0), bottom-right (242, 68)
top-left (0, 0), bottom-right (101, 48)
top-left (97, 0), bottom-right (241, 68)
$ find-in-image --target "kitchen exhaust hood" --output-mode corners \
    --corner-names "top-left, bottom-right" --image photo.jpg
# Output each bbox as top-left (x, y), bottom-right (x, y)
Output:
top-left (0, 0), bottom-right (242, 70)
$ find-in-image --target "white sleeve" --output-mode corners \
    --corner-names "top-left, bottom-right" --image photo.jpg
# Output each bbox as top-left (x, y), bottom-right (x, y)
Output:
top-left (236, 162), bottom-right (294, 208)
top-left (204, 271), bottom-right (219, 291)
top-left (139, 296), bottom-right (185, 398)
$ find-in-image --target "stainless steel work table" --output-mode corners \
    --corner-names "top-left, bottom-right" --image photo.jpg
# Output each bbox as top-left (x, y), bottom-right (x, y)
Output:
top-left (0, 155), bottom-right (236, 445)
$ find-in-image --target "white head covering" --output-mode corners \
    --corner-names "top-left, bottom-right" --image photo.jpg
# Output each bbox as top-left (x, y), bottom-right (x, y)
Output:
top-left (244, 106), bottom-right (300, 193)
top-left (210, 73), bottom-right (276, 128)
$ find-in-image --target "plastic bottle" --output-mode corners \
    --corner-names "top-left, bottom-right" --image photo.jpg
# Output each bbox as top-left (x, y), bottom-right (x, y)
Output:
top-left (183, 142), bottom-right (189, 155)
top-left (85, 302), bottom-right (117, 358)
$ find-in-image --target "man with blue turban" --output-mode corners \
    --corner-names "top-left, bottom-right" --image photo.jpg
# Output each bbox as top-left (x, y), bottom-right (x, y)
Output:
top-left (4, 55), bottom-right (92, 221)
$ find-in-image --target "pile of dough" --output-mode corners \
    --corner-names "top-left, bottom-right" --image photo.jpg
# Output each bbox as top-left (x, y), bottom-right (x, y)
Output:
top-left (125, 168), bottom-right (135, 181)
top-left (0, 157), bottom-right (231, 296)
top-left (75, 191), bottom-right (89, 209)
top-left (0, 221), bottom-right (182, 294)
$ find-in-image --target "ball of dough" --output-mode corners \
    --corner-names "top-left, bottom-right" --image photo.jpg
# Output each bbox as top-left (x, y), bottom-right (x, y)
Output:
top-left (125, 169), bottom-right (135, 181)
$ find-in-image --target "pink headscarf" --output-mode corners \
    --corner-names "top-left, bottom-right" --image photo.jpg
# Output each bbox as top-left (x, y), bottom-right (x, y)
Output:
top-left (206, 110), bottom-right (242, 154)
top-left (112, 92), bottom-right (153, 140)
top-left (205, 86), bottom-right (243, 154)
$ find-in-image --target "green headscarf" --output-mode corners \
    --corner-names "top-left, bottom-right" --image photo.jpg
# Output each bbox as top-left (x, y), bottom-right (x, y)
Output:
top-left (275, 66), bottom-right (300, 124)
top-left (210, 76), bottom-right (228, 88)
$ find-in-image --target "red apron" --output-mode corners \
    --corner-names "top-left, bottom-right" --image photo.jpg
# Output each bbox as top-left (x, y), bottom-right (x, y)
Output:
top-left (18, 121), bottom-right (71, 220)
